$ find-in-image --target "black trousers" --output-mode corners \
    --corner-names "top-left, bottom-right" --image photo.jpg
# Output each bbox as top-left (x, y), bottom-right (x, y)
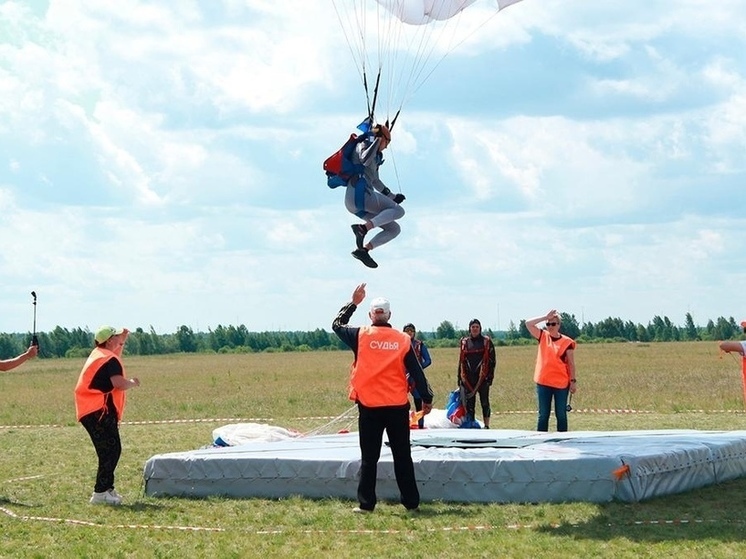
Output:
top-left (356, 403), bottom-right (419, 511)
top-left (80, 410), bottom-right (122, 493)
top-left (464, 380), bottom-right (491, 421)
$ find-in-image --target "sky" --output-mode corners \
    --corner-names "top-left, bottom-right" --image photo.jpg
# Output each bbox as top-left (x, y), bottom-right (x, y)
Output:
top-left (0, 0), bottom-right (744, 336)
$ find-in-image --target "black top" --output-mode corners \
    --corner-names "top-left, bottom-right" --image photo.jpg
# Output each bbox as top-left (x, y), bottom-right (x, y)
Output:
top-left (87, 357), bottom-right (122, 415)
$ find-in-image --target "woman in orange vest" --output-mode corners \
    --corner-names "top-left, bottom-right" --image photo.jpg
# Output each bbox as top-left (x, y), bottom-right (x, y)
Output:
top-left (74, 326), bottom-right (140, 505)
top-left (526, 310), bottom-right (577, 432)
top-left (333, 283), bottom-right (434, 513)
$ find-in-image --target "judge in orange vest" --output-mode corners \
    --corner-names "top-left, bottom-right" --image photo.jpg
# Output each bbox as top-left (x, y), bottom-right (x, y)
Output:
top-left (526, 310), bottom-right (577, 432)
top-left (332, 283), bottom-right (433, 513)
top-left (74, 326), bottom-right (140, 505)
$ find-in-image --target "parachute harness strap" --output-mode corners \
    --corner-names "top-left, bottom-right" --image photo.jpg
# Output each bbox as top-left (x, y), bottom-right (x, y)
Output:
top-left (459, 336), bottom-right (491, 398)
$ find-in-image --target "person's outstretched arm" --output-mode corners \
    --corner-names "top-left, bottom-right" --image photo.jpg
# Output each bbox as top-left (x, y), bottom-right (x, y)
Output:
top-left (720, 341), bottom-right (745, 355)
top-left (0, 344), bottom-right (38, 372)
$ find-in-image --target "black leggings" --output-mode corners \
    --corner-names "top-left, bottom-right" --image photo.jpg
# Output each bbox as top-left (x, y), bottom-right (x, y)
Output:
top-left (464, 382), bottom-right (491, 421)
top-left (80, 410), bottom-right (122, 493)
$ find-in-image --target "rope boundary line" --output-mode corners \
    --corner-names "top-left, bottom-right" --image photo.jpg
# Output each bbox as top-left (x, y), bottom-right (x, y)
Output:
top-left (1, 503), bottom-right (744, 534)
top-left (2, 408), bottom-right (745, 430)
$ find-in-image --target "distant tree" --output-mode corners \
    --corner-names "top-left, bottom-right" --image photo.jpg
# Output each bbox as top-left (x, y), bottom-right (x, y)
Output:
top-left (684, 313), bottom-right (698, 341)
top-left (436, 320), bottom-right (456, 339)
top-left (650, 316), bottom-right (667, 341)
top-left (636, 324), bottom-right (649, 342)
top-left (505, 321), bottom-right (519, 341)
top-left (581, 322), bottom-right (595, 338)
top-left (559, 313), bottom-right (581, 339)
top-left (518, 319), bottom-right (531, 339)
top-left (596, 317), bottom-right (624, 339)
top-left (176, 325), bottom-right (197, 353)
top-left (623, 320), bottom-right (638, 341)
top-left (0, 333), bottom-right (19, 359)
top-left (711, 316), bottom-right (736, 341)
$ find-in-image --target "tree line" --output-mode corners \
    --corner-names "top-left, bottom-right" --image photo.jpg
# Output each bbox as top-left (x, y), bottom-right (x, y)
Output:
top-left (0, 312), bottom-right (742, 359)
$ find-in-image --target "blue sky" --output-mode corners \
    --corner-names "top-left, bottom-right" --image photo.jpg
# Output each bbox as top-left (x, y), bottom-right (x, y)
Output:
top-left (1, 0), bottom-right (744, 335)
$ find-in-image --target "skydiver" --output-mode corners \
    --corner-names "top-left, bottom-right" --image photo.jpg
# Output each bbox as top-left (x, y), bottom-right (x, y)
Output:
top-left (346, 123), bottom-right (406, 269)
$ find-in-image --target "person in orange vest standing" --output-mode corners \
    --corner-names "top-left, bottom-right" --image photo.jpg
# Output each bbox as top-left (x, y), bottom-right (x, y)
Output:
top-left (74, 326), bottom-right (140, 505)
top-left (526, 310), bottom-right (577, 432)
top-left (332, 283), bottom-right (434, 513)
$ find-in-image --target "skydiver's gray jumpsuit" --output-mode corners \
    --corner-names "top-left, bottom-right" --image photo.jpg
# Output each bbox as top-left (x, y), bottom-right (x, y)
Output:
top-left (344, 135), bottom-right (405, 250)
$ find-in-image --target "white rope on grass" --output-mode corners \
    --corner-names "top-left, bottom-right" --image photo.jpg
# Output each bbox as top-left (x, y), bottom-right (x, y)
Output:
top-left (2, 475), bottom-right (45, 484)
top-left (3, 408), bottom-right (746, 431)
top-left (1, 503), bottom-right (744, 534)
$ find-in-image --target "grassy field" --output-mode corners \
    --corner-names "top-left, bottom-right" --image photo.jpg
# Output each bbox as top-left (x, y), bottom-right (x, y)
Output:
top-left (1, 341), bottom-right (746, 558)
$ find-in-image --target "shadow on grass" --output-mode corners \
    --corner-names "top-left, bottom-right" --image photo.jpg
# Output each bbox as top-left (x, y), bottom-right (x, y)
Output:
top-left (0, 495), bottom-right (35, 508)
top-left (538, 477), bottom-right (746, 543)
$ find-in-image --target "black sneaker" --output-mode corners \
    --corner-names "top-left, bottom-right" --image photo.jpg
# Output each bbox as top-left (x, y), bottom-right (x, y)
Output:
top-left (352, 248), bottom-right (378, 268)
top-left (351, 224), bottom-right (367, 250)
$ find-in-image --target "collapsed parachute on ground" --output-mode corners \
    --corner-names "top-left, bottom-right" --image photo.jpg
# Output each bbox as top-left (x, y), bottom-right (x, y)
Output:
top-left (332, 0), bottom-right (525, 126)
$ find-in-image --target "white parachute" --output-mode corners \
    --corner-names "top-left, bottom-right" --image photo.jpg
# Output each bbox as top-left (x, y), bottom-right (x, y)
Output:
top-left (331, 0), bottom-right (525, 126)
top-left (377, 0), bottom-right (523, 25)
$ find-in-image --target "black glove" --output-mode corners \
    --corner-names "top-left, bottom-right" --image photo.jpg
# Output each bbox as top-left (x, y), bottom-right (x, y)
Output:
top-left (393, 193), bottom-right (406, 204)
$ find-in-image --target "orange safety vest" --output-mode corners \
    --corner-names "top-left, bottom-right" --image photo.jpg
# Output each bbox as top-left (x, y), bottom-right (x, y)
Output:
top-left (533, 332), bottom-right (576, 389)
top-left (742, 346), bottom-right (746, 407)
top-left (74, 347), bottom-right (127, 421)
top-left (349, 326), bottom-right (410, 407)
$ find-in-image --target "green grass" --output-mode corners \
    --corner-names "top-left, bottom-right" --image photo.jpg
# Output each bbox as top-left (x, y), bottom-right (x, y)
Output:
top-left (1, 342), bottom-right (746, 558)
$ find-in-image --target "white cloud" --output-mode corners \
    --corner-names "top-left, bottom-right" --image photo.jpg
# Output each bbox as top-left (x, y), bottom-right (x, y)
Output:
top-left (0, 0), bottom-right (744, 335)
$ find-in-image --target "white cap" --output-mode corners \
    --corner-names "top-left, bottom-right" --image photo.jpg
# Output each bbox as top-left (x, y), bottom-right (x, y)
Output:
top-left (369, 297), bottom-right (390, 315)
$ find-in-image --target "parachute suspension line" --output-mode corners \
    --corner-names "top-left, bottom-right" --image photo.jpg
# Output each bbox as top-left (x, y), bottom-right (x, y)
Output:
top-left (389, 108), bottom-right (401, 131)
top-left (374, 5), bottom-right (470, 126)
top-left (331, 0), bottom-right (373, 117)
top-left (302, 405), bottom-right (358, 437)
top-left (383, 5), bottom-right (411, 127)
top-left (356, 0), bottom-right (374, 120)
top-left (395, 9), bottom-right (470, 116)
top-left (387, 143), bottom-right (403, 195)
top-left (405, 6), bottom-right (509, 104)
top-left (369, 70), bottom-right (382, 124)
top-left (373, 0), bottom-right (395, 124)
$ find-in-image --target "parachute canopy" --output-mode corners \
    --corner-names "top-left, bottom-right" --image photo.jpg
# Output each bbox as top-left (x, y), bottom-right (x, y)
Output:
top-left (377, 0), bottom-right (523, 25)
top-left (332, 0), bottom-right (525, 125)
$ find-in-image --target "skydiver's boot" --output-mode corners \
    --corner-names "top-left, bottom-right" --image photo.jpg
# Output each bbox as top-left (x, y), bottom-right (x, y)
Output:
top-left (352, 248), bottom-right (378, 269)
top-left (351, 224), bottom-right (367, 250)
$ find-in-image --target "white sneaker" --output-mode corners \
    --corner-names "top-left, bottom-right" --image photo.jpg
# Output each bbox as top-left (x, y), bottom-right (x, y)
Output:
top-left (89, 489), bottom-right (122, 505)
